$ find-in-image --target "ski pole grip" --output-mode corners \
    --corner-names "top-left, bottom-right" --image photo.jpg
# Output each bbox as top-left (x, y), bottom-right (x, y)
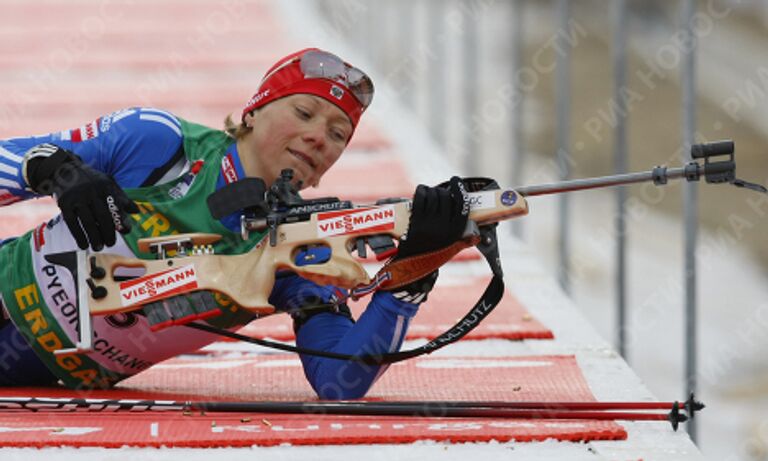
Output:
top-left (691, 140), bottom-right (734, 159)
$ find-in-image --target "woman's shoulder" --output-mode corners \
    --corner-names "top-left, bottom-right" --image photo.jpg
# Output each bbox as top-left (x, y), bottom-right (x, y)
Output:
top-left (101, 107), bottom-right (183, 139)
top-left (103, 108), bottom-right (230, 162)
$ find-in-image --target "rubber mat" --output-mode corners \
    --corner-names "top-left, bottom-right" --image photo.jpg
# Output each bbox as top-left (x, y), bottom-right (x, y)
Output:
top-left (0, 355), bottom-right (625, 447)
top-left (234, 275), bottom-right (552, 342)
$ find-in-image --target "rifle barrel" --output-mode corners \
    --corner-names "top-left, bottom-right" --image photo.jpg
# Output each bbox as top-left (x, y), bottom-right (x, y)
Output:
top-left (516, 166), bottom-right (690, 197)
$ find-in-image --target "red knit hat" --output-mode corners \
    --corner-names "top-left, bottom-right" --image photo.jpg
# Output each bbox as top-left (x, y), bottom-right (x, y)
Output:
top-left (242, 48), bottom-right (373, 129)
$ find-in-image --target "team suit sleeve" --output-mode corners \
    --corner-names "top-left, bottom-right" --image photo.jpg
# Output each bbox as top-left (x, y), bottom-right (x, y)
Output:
top-left (0, 107), bottom-right (184, 200)
top-left (269, 273), bottom-right (418, 400)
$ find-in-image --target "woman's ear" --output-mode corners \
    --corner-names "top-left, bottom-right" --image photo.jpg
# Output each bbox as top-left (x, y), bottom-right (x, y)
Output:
top-left (243, 111), bottom-right (256, 128)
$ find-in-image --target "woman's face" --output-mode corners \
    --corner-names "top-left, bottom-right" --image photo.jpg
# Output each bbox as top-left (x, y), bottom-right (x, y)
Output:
top-left (241, 94), bottom-right (353, 189)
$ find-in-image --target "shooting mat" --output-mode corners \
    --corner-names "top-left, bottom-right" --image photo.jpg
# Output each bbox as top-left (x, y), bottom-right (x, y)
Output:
top-left (0, 355), bottom-right (624, 447)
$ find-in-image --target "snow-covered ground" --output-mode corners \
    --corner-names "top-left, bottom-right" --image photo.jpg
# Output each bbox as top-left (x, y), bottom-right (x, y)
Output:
top-left (0, 441), bottom-right (635, 461)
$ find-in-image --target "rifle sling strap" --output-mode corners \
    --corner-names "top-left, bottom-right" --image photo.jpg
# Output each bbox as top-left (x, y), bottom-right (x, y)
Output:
top-left (350, 235), bottom-right (481, 299)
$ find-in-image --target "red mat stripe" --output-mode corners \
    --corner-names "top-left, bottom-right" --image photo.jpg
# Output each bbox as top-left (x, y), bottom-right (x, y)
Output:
top-left (0, 355), bottom-right (625, 447)
top-left (0, 356), bottom-right (600, 403)
top-left (0, 414), bottom-right (624, 448)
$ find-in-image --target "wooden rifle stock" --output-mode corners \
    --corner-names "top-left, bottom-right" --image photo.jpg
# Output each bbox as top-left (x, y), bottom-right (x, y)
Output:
top-left (85, 188), bottom-right (528, 317)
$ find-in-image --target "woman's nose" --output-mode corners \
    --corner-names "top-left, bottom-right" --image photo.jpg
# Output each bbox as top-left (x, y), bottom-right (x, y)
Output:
top-left (301, 123), bottom-right (326, 148)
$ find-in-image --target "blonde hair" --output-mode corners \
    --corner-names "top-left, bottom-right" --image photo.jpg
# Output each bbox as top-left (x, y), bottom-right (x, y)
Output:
top-left (223, 113), bottom-right (253, 139)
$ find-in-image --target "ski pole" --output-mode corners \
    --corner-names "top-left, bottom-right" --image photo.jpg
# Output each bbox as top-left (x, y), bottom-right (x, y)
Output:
top-left (0, 397), bottom-right (691, 430)
top-left (350, 395), bottom-right (704, 416)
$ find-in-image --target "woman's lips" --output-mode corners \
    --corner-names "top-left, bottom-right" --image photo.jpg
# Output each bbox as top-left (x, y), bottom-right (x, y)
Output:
top-left (288, 148), bottom-right (316, 169)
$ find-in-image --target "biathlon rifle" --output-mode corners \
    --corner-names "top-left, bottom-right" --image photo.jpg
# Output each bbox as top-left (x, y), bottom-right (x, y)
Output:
top-left (56, 139), bottom-right (765, 355)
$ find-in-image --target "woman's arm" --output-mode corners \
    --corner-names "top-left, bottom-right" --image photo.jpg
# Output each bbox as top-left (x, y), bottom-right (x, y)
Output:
top-left (269, 177), bottom-right (469, 399)
top-left (269, 274), bottom-right (419, 400)
top-left (0, 107), bottom-right (184, 204)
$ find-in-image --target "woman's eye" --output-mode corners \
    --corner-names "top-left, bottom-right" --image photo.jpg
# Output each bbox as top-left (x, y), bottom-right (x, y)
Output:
top-left (330, 130), bottom-right (346, 142)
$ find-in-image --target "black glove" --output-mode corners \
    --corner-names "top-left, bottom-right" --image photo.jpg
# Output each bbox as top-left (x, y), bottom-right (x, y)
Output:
top-left (387, 176), bottom-right (470, 303)
top-left (396, 176), bottom-right (470, 260)
top-left (25, 143), bottom-right (139, 251)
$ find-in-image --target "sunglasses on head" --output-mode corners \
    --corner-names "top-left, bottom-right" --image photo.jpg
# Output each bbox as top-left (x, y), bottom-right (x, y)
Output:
top-left (263, 50), bottom-right (374, 109)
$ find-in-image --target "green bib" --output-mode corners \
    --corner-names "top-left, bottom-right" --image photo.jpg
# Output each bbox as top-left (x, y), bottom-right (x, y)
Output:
top-left (123, 119), bottom-right (260, 253)
top-left (121, 119), bottom-right (268, 328)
